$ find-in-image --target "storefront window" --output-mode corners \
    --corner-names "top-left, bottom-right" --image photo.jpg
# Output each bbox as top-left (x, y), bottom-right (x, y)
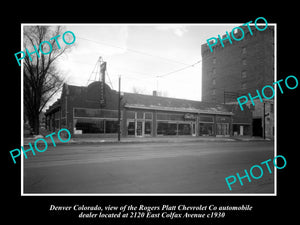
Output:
top-left (136, 121), bottom-right (143, 136)
top-left (75, 118), bottom-right (119, 134)
top-left (145, 121), bottom-right (152, 135)
top-left (216, 123), bottom-right (229, 135)
top-left (199, 123), bottom-right (214, 136)
top-left (145, 112), bottom-right (153, 120)
top-left (74, 108), bottom-right (119, 119)
top-left (233, 124), bottom-right (250, 136)
top-left (178, 123), bottom-right (191, 135)
top-left (127, 111), bottom-right (135, 119)
top-left (157, 113), bottom-right (169, 121)
top-left (216, 116), bottom-right (230, 123)
top-left (127, 121), bottom-right (135, 135)
top-left (157, 122), bottom-right (191, 136)
top-left (157, 113), bottom-right (184, 121)
top-left (199, 116), bottom-right (214, 123)
top-left (157, 122), bottom-right (177, 135)
top-left (170, 114), bottom-right (184, 121)
top-left (75, 119), bottom-right (105, 133)
top-left (137, 111), bottom-right (144, 119)
top-left (106, 120), bottom-right (119, 133)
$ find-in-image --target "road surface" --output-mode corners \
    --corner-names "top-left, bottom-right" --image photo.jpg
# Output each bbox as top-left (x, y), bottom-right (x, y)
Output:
top-left (23, 141), bottom-right (275, 194)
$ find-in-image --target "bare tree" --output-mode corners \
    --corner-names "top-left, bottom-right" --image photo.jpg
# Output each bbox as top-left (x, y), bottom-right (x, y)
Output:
top-left (131, 86), bottom-right (170, 97)
top-left (23, 26), bottom-right (75, 135)
top-left (132, 86), bottom-right (147, 94)
top-left (160, 91), bottom-right (169, 97)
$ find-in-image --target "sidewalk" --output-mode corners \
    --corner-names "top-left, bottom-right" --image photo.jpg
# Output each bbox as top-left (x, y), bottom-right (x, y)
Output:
top-left (23, 135), bottom-right (271, 147)
top-left (231, 136), bottom-right (273, 142)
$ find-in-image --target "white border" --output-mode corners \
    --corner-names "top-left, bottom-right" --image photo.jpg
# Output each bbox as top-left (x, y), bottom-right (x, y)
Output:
top-left (274, 23), bottom-right (278, 196)
top-left (21, 23), bottom-right (277, 196)
top-left (21, 23), bottom-right (24, 195)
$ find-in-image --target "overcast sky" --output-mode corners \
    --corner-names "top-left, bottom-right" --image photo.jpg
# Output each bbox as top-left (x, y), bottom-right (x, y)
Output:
top-left (54, 24), bottom-right (239, 104)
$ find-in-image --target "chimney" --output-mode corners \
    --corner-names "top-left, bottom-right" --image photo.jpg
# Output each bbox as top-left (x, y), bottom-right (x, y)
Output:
top-left (153, 90), bottom-right (157, 96)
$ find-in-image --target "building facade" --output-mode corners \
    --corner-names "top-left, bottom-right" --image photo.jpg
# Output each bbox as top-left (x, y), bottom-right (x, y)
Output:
top-left (201, 25), bottom-right (275, 139)
top-left (45, 81), bottom-right (252, 138)
top-left (201, 25), bottom-right (275, 103)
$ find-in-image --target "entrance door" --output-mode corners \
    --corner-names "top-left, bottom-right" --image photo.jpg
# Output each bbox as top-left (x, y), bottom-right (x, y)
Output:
top-left (252, 118), bottom-right (262, 137)
top-left (127, 121), bottom-right (135, 135)
top-left (217, 123), bottom-right (229, 135)
top-left (240, 125), bottom-right (244, 136)
top-left (144, 121), bottom-right (152, 136)
top-left (136, 121), bottom-right (143, 137)
top-left (192, 122), bottom-right (196, 136)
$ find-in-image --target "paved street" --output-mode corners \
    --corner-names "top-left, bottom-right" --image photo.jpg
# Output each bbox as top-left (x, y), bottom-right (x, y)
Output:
top-left (23, 141), bottom-right (274, 194)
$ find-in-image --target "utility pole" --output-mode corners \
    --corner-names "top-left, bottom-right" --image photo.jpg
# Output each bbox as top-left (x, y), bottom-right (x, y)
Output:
top-left (118, 76), bottom-right (121, 142)
top-left (263, 102), bottom-right (265, 139)
top-left (263, 102), bottom-right (270, 140)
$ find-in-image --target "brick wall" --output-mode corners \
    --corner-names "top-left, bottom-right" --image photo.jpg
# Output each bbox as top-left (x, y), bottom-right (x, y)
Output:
top-left (201, 26), bottom-right (275, 103)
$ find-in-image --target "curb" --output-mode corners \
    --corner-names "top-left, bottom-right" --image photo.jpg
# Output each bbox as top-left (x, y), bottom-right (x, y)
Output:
top-left (69, 137), bottom-right (238, 145)
top-left (22, 136), bottom-right (272, 147)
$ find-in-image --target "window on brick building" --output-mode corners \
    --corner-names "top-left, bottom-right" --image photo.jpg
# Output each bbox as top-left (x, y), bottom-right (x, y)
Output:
top-left (242, 47), bottom-right (247, 54)
top-left (241, 71), bottom-right (247, 79)
top-left (270, 103), bottom-right (274, 113)
top-left (213, 57), bottom-right (216, 64)
top-left (241, 82), bottom-right (247, 89)
top-left (212, 78), bottom-right (216, 85)
top-left (212, 68), bottom-right (216, 75)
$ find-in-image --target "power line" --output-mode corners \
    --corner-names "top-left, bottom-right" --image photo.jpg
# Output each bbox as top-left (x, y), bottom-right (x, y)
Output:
top-left (77, 36), bottom-right (190, 66)
top-left (64, 36), bottom-right (203, 91)
top-left (69, 55), bottom-right (201, 82)
top-left (73, 36), bottom-right (202, 81)
top-left (156, 60), bottom-right (201, 78)
top-left (109, 66), bottom-right (155, 77)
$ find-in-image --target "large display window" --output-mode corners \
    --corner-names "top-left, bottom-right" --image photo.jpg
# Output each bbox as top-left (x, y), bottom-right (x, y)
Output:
top-left (178, 123), bottom-right (191, 135)
top-left (157, 122), bottom-right (192, 136)
top-left (216, 123), bottom-right (229, 135)
top-left (145, 121), bottom-right (152, 135)
top-left (126, 111), bottom-right (153, 136)
top-left (127, 121), bottom-right (135, 135)
top-left (199, 115), bottom-right (214, 136)
top-left (74, 108), bottom-right (120, 119)
top-left (74, 118), bottom-right (118, 134)
top-left (199, 123), bottom-right (214, 136)
top-left (74, 107), bottom-right (120, 134)
top-left (157, 122), bottom-right (177, 135)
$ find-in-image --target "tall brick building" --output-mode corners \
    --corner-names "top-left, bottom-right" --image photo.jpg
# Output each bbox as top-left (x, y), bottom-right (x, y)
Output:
top-left (201, 25), bottom-right (275, 138)
top-left (201, 25), bottom-right (274, 103)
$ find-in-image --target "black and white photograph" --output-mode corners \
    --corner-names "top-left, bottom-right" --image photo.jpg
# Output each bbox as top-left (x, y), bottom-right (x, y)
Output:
top-left (21, 23), bottom-right (275, 194)
top-left (5, 13), bottom-right (297, 225)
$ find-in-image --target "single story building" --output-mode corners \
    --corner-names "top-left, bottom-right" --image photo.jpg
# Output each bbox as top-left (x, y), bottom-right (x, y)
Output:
top-left (45, 81), bottom-right (252, 137)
